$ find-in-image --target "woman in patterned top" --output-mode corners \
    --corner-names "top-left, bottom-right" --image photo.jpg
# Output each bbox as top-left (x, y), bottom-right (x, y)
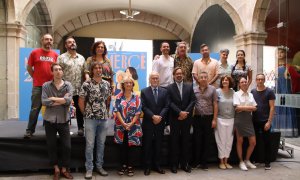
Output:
top-left (84, 41), bottom-right (114, 110)
top-left (231, 50), bottom-right (253, 91)
top-left (114, 76), bottom-right (142, 177)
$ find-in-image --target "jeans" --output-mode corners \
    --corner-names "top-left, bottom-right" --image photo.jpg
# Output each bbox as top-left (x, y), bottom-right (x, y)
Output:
top-left (85, 118), bottom-right (108, 171)
top-left (44, 121), bottom-right (71, 167)
top-left (26, 86), bottom-right (42, 133)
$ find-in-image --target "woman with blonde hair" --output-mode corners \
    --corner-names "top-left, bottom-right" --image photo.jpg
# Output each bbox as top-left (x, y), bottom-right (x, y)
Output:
top-left (114, 76), bottom-right (142, 177)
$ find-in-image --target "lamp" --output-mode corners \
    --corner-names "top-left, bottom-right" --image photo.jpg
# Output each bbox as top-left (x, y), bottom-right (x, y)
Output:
top-left (120, 0), bottom-right (140, 19)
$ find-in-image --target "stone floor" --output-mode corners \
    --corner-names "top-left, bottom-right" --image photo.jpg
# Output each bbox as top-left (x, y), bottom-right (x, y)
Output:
top-left (0, 144), bottom-right (299, 180)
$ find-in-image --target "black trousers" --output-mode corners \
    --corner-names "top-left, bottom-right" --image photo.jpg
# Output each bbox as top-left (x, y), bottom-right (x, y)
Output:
top-left (253, 120), bottom-right (271, 164)
top-left (142, 127), bottom-right (164, 169)
top-left (119, 131), bottom-right (138, 167)
top-left (193, 115), bottom-right (214, 166)
top-left (170, 118), bottom-right (192, 166)
top-left (44, 121), bottom-right (71, 167)
top-left (73, 95), bottom-right (84, 129)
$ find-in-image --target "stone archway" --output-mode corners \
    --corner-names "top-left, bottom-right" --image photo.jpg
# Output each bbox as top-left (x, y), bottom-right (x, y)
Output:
top-left (20, 0), bottom-right (52, 34)
top-left (53, 10), bottom-right (190, 46)
top-left (252, 0), bottom-right (271, 32)
top-left (191, 0), bottom-right (244, 41)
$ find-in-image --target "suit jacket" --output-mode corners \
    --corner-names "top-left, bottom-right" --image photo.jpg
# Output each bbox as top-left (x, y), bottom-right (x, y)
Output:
top-left (167, 82), bottom-right (196, 120)
top-left (141, 86), bottom-right (169, 130)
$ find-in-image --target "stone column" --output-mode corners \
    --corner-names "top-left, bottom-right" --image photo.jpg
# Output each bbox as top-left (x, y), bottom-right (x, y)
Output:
top-left (0, 23), bottom-right (26, 120)
top-left (233, 31), bottom-right (267, 89)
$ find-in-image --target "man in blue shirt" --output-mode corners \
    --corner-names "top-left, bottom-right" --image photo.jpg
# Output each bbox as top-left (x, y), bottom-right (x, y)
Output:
top-left (251, 73), bottom-right (275, 170)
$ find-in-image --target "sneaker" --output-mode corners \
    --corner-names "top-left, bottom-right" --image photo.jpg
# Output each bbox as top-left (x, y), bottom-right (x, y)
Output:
top-left (78, 128), bottom-right (84, 136)
top-left (97, 167), bottom-right (108, 176)
top-left (239, 162), bottom-right (248, 171)
top-left (219, 163), bottom-right (226, 170)
top-left (225, 163), bottom-right (233, 169)
top-left (24, 131), bottom-right (32, 139)
top-left (265, 163), bottom-right (271, 170)
top-left (85, 170), bottom-right (93, 179)
top-left (244, 160), bottom-right (257, 169)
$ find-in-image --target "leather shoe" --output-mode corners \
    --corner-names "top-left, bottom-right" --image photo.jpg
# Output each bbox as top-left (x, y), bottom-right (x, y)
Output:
top-left (53, 171), bottom-right (60, 180)
top-left (171, 165), bottom-right (177, 173)
top-left (154, 167), bottom-right (165, 174)
top-left (182, 165), bottom-right (191, 173)
top-left (61, 170), bottom-right (73, 179)
top-left (144, 168), bottom-right (150, 176)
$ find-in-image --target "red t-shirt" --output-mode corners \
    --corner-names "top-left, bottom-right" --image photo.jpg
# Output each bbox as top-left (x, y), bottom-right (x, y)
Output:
top-left (27, 48), bottom-right (58, 86)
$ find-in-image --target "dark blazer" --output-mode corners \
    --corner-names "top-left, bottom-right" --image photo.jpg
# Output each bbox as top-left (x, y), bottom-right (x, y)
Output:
top-left (141, 86), bottom-right (169, 130)
top-left (167, 82), bottom-right (196, 120)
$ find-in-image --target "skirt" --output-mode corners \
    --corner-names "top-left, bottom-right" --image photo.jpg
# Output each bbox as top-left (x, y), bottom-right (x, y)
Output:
top-left (234, 111), bottom-right (255, 137)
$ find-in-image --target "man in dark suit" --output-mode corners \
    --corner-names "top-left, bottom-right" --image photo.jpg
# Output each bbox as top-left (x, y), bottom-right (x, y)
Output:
top-left (141, 71), bottom-right (169, 176)
top-left (167, 67), bottom-right (196, 173)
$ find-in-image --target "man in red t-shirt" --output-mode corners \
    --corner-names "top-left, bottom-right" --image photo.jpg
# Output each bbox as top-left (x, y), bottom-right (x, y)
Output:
top-left (24, 34), bottom-right (58, 139)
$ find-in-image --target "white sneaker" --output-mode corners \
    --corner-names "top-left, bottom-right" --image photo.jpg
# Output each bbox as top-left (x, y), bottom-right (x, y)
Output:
top-left (239, 162), bottom-right (248, 171)
top-left (97, 167), bottom-right (108, 176)
top-left (85, 170), bottom-right (93, 179)
top-left (244, 160), bottom-right (257, 169)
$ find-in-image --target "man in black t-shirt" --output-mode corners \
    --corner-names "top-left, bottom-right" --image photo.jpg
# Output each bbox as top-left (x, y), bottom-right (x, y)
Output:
top-left (251, 73), bottom-right (275, 170)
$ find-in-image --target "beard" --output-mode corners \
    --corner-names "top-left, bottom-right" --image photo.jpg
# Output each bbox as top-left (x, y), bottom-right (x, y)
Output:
top-left (69, 44), bottom-right (77, 50)
top-left (43, 43), bottom-right (52, 49)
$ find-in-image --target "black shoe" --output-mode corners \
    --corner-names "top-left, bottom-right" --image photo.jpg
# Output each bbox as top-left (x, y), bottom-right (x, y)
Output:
top-left (182, 165), bottom-right (191, 173)
top-left (201, 164), bottom-right (208, 171)
top-left (170, 165), bottom-right (177, 173)
top-left (144, 168), bottom-right (150, 176)
top-left (154, 166), bottom-right (165, 174)
top-left (265, 163), bottom-right (271, 170)
top-left (191, 163), bottom-right (200, 169)
top-left (78, 128), bottom-right (84, 136)
top-left (24, 131), bottom-right (32, 139)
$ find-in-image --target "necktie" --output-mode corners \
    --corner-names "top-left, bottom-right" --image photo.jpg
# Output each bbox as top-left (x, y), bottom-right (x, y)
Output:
top-left (154, 88), bottom-right (158, 103)
top-left (179, 83), bottom-right (182, 99)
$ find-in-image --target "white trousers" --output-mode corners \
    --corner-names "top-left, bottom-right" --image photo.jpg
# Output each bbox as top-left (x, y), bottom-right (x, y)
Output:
top-left (214, 117), bottom-right (234, 159)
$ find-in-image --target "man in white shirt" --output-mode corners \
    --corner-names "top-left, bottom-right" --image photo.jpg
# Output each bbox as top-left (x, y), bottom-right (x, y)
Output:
top-left (57, 36), bottom-right (85, 136)
top-left (152, 41), bottom-right (174, 88)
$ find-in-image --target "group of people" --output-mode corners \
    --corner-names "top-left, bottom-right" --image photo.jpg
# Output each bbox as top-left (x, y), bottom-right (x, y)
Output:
top-left (23, 34), bottom-right (276, 180)
top-left (151, 42), bottom-right (275, 173)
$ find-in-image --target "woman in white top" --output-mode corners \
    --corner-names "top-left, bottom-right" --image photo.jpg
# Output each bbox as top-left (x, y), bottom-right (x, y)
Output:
top-left (215, 75), bottom-right (235, 170)
top-left (233, 77), bottom-right (257, 171)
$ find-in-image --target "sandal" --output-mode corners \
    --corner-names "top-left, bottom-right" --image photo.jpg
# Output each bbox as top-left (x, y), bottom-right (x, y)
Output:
top-left (118, 164), bottom-right (127, 175)
top-left (127, 166), bottom-right (134, 177)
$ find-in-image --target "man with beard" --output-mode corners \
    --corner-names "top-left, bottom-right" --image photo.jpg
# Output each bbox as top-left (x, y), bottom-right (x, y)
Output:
top-left (79, 62), bottom-right (111, 179)
top-left (167, 67), bottom-right (196, 173)
top-left (152, 41), bottom-right (174, 88)
top-left (192, 44), bottom-right (219, 88)
top-left (24, 34), bottom-right (58, 139)
top-left (58, 36), bottom-right (85, 136)
top-left (171, 41), bottom-right (194, 83)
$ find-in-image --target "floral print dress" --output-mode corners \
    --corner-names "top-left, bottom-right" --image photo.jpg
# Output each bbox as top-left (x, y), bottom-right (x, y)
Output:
top-left (113, 92), bottom-right (142, 146)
